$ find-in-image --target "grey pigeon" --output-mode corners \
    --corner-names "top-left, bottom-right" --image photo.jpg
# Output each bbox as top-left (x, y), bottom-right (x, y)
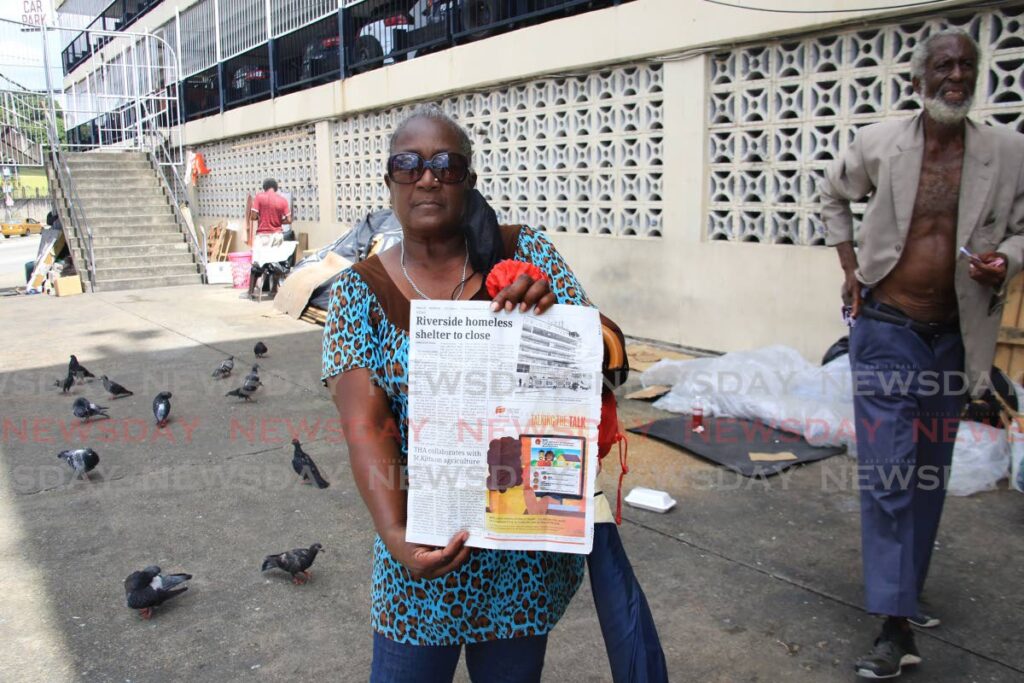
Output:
top-left (291, 439), bottom-right (329, 488)
top-left (54, 372), bottom-right (74, 394)
top-left (211, 356), bottom-right (234, 379)
top-left (69, 354), bottom-right (95, 382)
top-left (124, 566), bottom-right (192, 620)
top-left (72, 397), bottom-right (108, 422)
top-left (225, 384), bottom-right (257, 402)
top-left (261, 543), bottom-right (322, 584)
top-left (153, 392), bottom-right (172, 427)
top-left (101, 375), bottom-right (134, 399)
top-left (58, 448), bottom-right (99, 480)
top-left (243, 364), bottom-right (262, 393)
top-left (254, 341), bottom-right (268, 358)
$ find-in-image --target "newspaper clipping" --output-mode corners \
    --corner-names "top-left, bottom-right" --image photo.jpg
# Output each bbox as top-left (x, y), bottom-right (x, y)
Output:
top-left (407, 300), bottom-right (603, 554)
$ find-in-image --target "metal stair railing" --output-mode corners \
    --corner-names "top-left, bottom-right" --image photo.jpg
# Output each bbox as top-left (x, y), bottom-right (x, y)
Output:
top-left (45, 144), bottom-right (96, 290)
top-left (40, 25), bottom-right (97, 290)
top-left (148, 128), bottom-right (207, 275)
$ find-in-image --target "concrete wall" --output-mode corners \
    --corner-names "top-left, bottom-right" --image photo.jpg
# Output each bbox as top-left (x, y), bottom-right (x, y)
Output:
top-left (69, 0), bottom-right (984, 361)
top-left (5, 198), bottom-right (51, 223)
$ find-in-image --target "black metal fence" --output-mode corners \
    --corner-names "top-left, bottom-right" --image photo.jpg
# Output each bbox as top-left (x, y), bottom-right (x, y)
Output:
top-left (452, 0), bottom-right (619, 42)
top-left (223, 45), bottom-right (273, 110)
top-left (275, 14), bottom-right (343, 95)
top-left (69, 0), bottom-right (630, 125)
top-left (182, 67), bottom-right (221, 121)
top-left (344, 0), bottom-right (454, 75)
top-left (61, 0), bottom-right (163, 76)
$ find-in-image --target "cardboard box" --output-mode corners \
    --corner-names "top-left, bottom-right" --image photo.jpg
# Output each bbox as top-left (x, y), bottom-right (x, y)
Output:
top-left (55, 275), bottom-right (83, 297)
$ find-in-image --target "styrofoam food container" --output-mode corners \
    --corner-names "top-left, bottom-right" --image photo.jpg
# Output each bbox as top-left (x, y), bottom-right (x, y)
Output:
top-left (624, 487), bottom-right (676, 513)
top-left (206, 261), bottom-right (233, 284)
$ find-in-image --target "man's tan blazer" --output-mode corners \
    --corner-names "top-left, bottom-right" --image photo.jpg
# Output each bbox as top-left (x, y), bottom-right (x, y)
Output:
top-left (820, 114), bottom-right (1024, 394)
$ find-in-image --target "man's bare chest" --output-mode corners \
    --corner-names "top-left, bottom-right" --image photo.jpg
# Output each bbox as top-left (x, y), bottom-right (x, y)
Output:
top-left (910, 154), bottom-right (963, 225)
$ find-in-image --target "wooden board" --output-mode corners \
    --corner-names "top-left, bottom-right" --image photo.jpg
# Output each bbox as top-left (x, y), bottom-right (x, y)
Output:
top-left (208, 220), bottom-right (232, 262)
top-left (300, 306), bottom-right (328, 326)
top-left (245, 193), bottom-right (255, 248)
top-left (996, 272), bottom-right (1024, 382)
top-left (626, 343), bottom-right (696, 372)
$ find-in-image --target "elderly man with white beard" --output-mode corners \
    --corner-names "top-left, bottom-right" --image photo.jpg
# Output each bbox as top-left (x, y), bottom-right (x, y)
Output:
top-left (819, 28), bottom-right (1024, 679)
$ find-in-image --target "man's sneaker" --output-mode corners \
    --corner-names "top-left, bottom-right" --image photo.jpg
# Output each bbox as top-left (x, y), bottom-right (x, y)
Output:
top-left (908, 612), bottom-right (940, 628)
top-left (854, 621), bottom-right (922, 679)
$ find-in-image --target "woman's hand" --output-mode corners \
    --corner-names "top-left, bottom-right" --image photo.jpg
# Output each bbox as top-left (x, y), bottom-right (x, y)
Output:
top-left (382, 527), bottom-right (472, 580)
top-left (491, 274), bottom-right (557, 314)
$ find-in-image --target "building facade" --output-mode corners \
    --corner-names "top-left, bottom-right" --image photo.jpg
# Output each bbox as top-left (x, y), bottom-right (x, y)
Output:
top-left (55, 0), bottom-right (1024, 360)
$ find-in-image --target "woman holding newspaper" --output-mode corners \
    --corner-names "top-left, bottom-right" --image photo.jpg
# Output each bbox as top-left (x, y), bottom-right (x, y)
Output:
top-left (323, 105), bottom-right (595, 682)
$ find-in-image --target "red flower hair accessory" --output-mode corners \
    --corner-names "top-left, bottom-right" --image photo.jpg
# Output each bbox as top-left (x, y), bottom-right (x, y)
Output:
top-left (485, 259), bottom-right (548, 297)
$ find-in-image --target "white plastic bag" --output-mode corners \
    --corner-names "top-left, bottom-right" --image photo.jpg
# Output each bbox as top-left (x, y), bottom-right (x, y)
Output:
top-left (947, 421), bottom-right (1009, 496)
top-left (641, 346), bottom-right (857, 452)
top-left (1010, 423), bottom-right (1024, 494)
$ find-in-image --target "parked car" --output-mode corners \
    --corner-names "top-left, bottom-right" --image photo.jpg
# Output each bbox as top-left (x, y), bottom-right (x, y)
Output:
top-left (349, 0), bottom-right (457, 73)
top-left (302, 35), bottom-right (342, 80)
top-left (348, 0), bottom-right (579, 73)
top-left (184, 73), bottom-right (219, 114)
top-left (229, 65), bottom-right (270, 99)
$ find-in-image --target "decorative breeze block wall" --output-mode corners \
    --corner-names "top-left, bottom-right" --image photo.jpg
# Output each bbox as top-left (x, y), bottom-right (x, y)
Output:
top-left (707, 5), bottom-right (1024, 245)
top-left (332, 63), bottom-right (665, 237)
top-left (196, 124), bottom-right (319, 221)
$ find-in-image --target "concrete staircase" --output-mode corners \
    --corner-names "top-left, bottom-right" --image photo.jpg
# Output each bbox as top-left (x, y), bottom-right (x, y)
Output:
top-left (50, 151), bottom-right (203, 292)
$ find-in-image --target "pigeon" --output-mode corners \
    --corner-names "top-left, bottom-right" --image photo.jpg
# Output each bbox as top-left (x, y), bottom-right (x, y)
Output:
top-left (242, 365), bottom-right (262, 393)
top-left (57, 448), bottom-right (99, 480)
top-left (254, 341), bottom-right (268, 358)
top-left (261, 543), bottom-right (323, 585)
top-left (101, 375), bottom-right (134, 399)
top-left (211, 356), bottom-right (234, 379)
top-left (153, 391), bottom-right (172, 427)
top-left (124, 566), bottom-right (192, 620)
top-left (291, 439), bottom-right (329, 489)
top-left (54, 372), bottom-right (74, 394)
top-left (72, 397), bottom-right (109, 422)
top-left (225, 384), bottom-right (257, 402)
top-left (69, 355), bottom-right (95, 382)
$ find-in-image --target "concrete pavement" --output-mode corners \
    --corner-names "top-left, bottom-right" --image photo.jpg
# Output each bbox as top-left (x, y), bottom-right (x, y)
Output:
top-left (0, 284), bottom-right (1021, 682)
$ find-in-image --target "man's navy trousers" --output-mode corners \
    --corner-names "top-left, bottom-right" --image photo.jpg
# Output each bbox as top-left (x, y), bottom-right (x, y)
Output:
top-left (849, 300), bottom-right (966, 617)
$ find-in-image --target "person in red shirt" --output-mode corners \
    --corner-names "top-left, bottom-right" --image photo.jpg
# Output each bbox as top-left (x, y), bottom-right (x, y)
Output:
top-left (250, 178), bottom-right (291, 248)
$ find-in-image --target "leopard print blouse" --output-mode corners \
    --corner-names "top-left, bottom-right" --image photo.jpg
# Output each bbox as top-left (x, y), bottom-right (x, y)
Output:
top-left (322, 226), bottom-right (592, 645)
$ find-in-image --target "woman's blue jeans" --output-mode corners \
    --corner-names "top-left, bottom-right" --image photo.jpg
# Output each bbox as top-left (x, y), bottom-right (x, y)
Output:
top-left (370, 631), bottom-right (549, 683)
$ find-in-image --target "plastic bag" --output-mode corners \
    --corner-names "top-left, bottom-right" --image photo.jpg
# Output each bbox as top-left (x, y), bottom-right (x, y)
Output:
top-left (291, 209), bottom-right (401, 274)
top-left (1010, 423), bottom-right (1024, 494)
top-left (641, 346), bottom-right (858, 452)
top-left (947, 421), bottom-right (1009, 496)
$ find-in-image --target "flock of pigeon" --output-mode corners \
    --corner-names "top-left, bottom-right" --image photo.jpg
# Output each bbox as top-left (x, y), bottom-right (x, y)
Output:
top-left (53, 341), bottom-right (331, 620)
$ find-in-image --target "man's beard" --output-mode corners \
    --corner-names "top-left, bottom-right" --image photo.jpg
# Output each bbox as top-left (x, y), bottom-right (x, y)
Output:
top-left (923, 94), bottom-right (973, 125)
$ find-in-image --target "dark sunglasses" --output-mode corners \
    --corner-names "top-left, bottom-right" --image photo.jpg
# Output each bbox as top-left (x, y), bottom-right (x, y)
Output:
top-left (387, 151), bottom-right (471, 185)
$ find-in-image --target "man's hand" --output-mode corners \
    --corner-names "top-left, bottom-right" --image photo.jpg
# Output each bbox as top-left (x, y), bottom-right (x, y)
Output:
top-left (968, 251), bottom-right (1007, 288)
top-left (841, 270), bottom-right (863, 318)
top-left (382, 527), bottom-right (471, 580)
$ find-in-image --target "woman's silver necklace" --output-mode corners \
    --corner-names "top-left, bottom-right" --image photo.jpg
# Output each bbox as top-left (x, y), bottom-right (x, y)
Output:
top-left (400, 240), bottom-right (469, 300)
